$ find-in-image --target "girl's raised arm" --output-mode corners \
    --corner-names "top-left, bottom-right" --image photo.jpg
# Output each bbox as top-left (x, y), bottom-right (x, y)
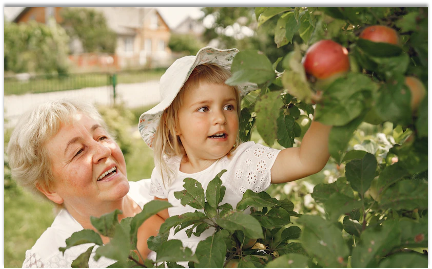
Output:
top-left (271, 120), bottom-right (332, 184)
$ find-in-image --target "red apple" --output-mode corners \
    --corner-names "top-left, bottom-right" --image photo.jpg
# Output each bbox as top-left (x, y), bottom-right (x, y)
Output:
top-left (359, 25), bottom-right (399, 45)
top-left (303, 40), bottom-right (350, 87)
top-left (405, 76), bottom-right (426, 111)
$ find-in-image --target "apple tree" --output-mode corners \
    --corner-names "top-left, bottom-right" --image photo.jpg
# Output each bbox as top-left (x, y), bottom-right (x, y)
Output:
top-left (61, 7), bottom-right (427, 268)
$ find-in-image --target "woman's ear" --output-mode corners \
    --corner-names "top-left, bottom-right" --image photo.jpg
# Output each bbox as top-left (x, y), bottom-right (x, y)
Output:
top-left (36, 183), bottom-right (64, 205)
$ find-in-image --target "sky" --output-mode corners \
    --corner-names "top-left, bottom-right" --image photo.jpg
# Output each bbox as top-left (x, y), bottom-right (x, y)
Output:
top-left (3, 6), bottom-right (204, 29)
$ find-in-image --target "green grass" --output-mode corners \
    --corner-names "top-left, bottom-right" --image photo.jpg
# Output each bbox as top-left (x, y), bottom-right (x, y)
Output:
top-left (4, 188), bottom-right (56, 268)
top-left (4, 69), bottom-right (165, 96)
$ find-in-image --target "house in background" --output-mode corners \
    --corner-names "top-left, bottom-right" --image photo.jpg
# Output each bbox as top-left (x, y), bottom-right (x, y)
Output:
top-left (173, 16), bottom-right (205, 38)
top-left (13, 7), bottom-right (172, 70)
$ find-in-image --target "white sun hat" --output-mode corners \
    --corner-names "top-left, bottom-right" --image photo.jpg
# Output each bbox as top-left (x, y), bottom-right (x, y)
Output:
top-left (138, 46), bottom-right (258, 149)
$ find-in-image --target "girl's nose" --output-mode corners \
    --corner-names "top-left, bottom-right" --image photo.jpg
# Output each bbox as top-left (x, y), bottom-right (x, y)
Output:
top-left (213, 109), bottom-right (227, 125)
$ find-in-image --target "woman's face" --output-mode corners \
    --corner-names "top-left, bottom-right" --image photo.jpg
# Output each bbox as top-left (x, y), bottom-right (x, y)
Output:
top-left (44, 112), bottom-right (129, 215)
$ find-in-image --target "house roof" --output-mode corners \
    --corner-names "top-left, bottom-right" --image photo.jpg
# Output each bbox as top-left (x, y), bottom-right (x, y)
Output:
top-left (11, 7), bottom-right (170, 35)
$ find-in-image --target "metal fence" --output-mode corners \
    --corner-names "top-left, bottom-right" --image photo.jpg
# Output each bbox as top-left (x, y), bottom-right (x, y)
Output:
top-left (4, 72), bottom-right (113, 96)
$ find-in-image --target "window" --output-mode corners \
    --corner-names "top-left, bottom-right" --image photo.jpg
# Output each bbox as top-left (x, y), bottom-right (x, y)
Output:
top-left (125, 37), bottom-right (134, 52)
top-left (158, 40), bottom-right (165, 51)
top-left (145, 39), bottom-right (152, 53)
top-left (150, 13), bottom-right (158, 29)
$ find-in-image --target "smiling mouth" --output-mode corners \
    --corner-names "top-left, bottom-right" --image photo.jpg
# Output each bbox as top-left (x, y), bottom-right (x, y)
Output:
top-left (209, 132), bottom-right (227, 139)
top-left (97, 166), bottom-right (117, 181)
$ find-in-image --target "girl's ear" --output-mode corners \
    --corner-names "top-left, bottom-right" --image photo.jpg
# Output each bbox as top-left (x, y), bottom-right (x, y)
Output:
top-left (36, 183), bottom-right (64, 205)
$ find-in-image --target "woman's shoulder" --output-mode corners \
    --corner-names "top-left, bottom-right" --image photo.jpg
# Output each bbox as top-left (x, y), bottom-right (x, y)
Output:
top-left (128, 179), bottom-right (153, 208)
top-left (24, 210), bottom-right (115, 268)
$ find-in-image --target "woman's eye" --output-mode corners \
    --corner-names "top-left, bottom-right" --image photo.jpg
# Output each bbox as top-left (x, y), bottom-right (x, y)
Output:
top-left (197, 106), bottom-right (209, 112)
top-left (74, 148), bottom-right (84, 157)
top-left (98, 136), bottom-right (108, 141)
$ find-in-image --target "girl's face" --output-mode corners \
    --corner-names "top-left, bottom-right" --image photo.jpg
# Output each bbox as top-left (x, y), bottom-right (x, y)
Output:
top-left (176, 82), bottom-right (239, 163)
top-left (44, 112), bottom-right (129, 216)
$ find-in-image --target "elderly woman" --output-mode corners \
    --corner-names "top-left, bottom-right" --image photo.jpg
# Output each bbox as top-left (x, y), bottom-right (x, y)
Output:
top-left (7, 99), bottom-right (164, 268)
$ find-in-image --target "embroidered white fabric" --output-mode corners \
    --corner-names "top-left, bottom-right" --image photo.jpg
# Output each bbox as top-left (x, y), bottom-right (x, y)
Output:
top-left (149, 141), bottom-right (281, 253)
top-left (22, 179), bottom-right (156, 268)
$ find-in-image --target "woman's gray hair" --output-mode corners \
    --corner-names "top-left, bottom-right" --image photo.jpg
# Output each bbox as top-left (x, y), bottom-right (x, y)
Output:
top-left (7, 99), bottom-right (107, 204)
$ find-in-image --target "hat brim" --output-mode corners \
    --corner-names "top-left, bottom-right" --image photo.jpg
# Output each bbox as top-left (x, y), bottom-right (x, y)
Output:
top-left (138, 47), bottom-right (258, 149)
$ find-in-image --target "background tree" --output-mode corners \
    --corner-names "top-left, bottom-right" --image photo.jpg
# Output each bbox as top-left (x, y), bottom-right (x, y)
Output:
top-left (168, 33), bottom-right (205, 55)
top-left (60, 7), bottom-right (116, 53)
top-left (4, 19), bottom-right (70, 75)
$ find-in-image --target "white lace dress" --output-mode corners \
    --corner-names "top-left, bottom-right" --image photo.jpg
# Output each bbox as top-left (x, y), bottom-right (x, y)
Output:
top-left (22, 179), bottom-right (156, 268)
top-left (149, 141), bottom-right (281, 253)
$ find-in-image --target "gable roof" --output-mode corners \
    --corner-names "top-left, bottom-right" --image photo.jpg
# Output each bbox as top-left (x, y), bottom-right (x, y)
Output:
top-left (11, 7), bottom-right (170, 35)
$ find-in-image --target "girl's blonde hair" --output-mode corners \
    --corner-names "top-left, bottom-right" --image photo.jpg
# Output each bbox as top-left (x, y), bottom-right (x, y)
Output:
top-left (153, 63), bottom-right (241, 187)
top-left (7, 99), bottom-right (108, 207)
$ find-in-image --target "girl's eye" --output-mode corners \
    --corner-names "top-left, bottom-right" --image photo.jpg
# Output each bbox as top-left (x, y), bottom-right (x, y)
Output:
top-left (197, 106), bottom-right (209, 112)
top-left (224, 104), bottom-right (235, 111)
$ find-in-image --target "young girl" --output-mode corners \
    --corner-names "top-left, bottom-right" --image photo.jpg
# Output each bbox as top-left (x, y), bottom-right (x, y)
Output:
top-left (138, 47), bottom-right (331, 252)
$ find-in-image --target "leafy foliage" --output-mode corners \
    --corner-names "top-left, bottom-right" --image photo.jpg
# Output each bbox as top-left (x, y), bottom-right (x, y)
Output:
top-left (65, 173), bottom-right (303, 267)
top-left (4, 19), bottom-right (70, 74)
top-left (64, 7), bottom-right (427, 268)
top-left (60, 7), bottom-right (116, 53)
top-left (168, 33), bottom-right (205, 55)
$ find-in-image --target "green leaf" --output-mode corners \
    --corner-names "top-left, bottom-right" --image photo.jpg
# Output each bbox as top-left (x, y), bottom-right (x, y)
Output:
top-left (239, 107), bottom-right (255, 142)
top-left (324, 192), bottom-right (362, 222)
top-left (399, 217), bottom-right (428, 248)
top-left (71, 246), bottom-right (94, 268)
top-left (59, 229), bottom-right (103, 254)
top-left (315, 91), bottom-right (366, 126)
top-left (375, 162), bottom-right (409, 198)
top-left (351, 220), bottom-right (401, 268)
top-left (130, 200), bottom-right (172, 248)
top-left (270, 226), bottom-right (301, 249)
top-left (281, 45), bottom-right (313, 103)
top-left (379, 252), bottom-right (428, 268)
top-left (266, 253), bottom-right (309, 268)
top-left (155, 240), bottom-right (198, 263)
top-left (396, 137), bottom-right (428, 175)
top-left (380, 180), bottom-right (428, 211)
top-left (375, 78), bottom-right (412, 125)
top-left (395, 11), bottom-right (420, 32)
top-left (285, 12), bottom-right (301, 44)
top-left (297, 215), bottom-right (350, 267)
top-left (160, 212), bottom-right (207, 234)
top-left (312, 177), bottom-right (353, 204)
top-left (226, 50), bottom-right (275, 85)
top-left (236, 189), bottom-right (279, 210)
top-left (195, 230), bottom-right (227, 267)
top-left (206, 170), bottom-right (227, 209)
top-left (147, 233), bottom-right (168, 252)
top-left (174, 178), bottom-right (205, 209)
top-left (345, 153), bottom-right (377, 196)
top-left (94, 224), bottom-right (131, 263)
top-left (341, 150), bottom-right (367, 163)
top-left (299, 12), bottom-right (314, 44)
top-left (215, 211), bottom-right (264, 239)
top-left (357, 38), bottom-right (403, 57)
top-left (329, 115), bottom-right (365, 164)
top-left (255, 90), bottom-right (283, 146)
top-left (90, 209), bottom-right (121, 238)
top-left (257, 7), bottom-right (292, 27)
top-left (343, 216), bottom-right (362, 237)
top-left (259, 207), bottom-right (292, 229)
top-left (278, 242), bottom-right (308, 256)
top-left (276, 114), bottom-right (297, 148)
